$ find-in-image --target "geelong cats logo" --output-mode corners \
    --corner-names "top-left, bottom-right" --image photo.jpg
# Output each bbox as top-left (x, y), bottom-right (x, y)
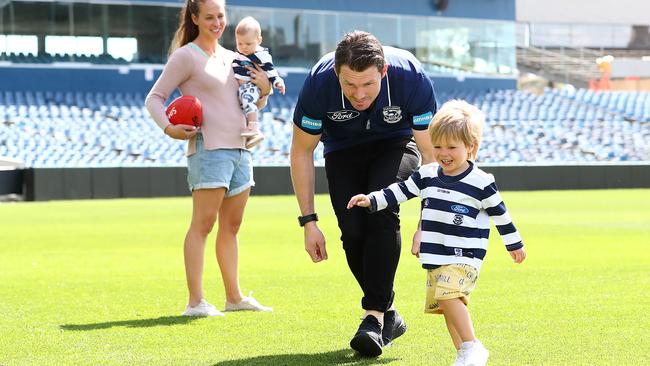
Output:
top-left (327, 110), bottom-right (360, 122)
top-left (382, 106), bottom-right (402, 123)
top-left (453, 214), bottom-right (464, 225)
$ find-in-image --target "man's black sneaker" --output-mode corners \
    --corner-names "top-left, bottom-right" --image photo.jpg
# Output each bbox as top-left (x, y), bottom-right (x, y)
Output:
top-left (382, 310), bottom-right (407, 345)
top-left (350, 315), bottom-right (383, 357)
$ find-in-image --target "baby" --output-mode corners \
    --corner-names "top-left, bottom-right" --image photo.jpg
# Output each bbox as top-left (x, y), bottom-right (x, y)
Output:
top-left (232, 16), bottom-right (285, 149)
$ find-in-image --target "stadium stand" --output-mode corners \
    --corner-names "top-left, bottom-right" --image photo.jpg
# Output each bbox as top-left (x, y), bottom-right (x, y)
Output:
top-left (0, 2), bottom-right (648, 169)
top-left (1, 0), bottom-right (649, 199)
top-left (1, 88), bottom-right (648, 168)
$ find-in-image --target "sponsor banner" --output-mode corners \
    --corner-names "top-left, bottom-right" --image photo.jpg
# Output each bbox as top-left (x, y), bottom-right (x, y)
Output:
top-left (413, 111), bottom-right (433, 126)
top-left (327, 110), bottom-right (360, 122)
top-left (301, 116), bottom-right (322, 130)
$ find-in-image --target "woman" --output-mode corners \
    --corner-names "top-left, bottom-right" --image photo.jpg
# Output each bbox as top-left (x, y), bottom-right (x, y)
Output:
top-left (145, 0), bottom-right (272, 316)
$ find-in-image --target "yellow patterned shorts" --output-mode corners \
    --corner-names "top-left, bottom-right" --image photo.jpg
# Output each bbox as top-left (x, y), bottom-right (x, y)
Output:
top-left (424, 264), bottom-right (479, 314)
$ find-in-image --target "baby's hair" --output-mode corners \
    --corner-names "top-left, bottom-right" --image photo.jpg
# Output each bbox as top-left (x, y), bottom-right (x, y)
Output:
top-left (428, 99), bottom-right (485, 161)
top-left (236, 16), bottom-right (261, 37)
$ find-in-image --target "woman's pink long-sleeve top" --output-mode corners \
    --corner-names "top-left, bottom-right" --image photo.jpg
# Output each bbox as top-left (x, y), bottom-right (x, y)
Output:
top-left (145, 43), bottom-right (247, 155)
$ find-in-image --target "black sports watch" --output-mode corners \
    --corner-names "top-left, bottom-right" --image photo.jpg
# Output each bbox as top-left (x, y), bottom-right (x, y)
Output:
top-left (298, 213), bottom-right (319, 227)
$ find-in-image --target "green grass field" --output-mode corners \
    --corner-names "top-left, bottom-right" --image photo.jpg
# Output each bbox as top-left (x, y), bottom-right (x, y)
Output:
top-left (1, 189), bottom-right (649, 365)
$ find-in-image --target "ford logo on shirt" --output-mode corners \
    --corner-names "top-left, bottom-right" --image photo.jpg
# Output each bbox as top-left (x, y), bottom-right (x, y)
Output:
top-left (327, 110), bottom-right (360, 122)
top-left (451, 205), bottom-right (469, 214)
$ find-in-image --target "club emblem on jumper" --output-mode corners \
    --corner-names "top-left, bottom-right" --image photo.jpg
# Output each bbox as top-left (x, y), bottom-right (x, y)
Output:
top-left (239, 60), bottom-right (254, 68)
top-left (327, 110), bottom-right (360, 122)
top-left (454, 248), bottom-right (463, 256)
top-left (382, 106), bottom-right (402, 123)
top-left (453, 214), bottom-right (463, 225)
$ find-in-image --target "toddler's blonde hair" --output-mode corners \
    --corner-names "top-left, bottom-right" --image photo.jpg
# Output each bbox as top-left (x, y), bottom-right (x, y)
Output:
top-left (428, 99), bottom-right (485, 161)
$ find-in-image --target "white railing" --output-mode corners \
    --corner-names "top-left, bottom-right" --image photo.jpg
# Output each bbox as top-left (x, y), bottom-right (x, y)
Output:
top-left (0, 156), bottom-right (25, 169)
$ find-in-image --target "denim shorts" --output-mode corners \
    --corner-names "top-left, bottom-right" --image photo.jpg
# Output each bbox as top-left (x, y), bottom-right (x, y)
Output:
top-left (187, 134), bottom-right (255, 197)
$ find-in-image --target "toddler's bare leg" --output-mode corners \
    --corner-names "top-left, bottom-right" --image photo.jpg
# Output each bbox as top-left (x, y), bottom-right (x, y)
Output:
top-left (439, 298), bottom-right (476, 346)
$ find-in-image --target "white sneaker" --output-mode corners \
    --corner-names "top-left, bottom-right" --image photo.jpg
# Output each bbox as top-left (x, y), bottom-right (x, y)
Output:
top-left (452, 350), bottom-right (465, 366)
top-left (456, 340), bottom-right (489, 366)
top-left (182, 299), bottom-right (224, 317)
top-left (224, 292), bottom-right (273, 312)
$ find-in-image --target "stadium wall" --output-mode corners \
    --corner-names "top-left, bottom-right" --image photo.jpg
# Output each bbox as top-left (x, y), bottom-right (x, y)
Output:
top-left (0, 65), bottom-right (312, 95)
top-left (0, 65), bottom-right (517, 94)
top-left (0, 65), bottom-right (158, 94)
top-left (11, 165), bottom-right (650, 201)
top-left (0, 169), bottom-right (23, 196)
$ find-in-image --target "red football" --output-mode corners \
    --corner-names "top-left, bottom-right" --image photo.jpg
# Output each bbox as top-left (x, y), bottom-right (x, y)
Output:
top-left (166, 95), bottom-right (203, 127)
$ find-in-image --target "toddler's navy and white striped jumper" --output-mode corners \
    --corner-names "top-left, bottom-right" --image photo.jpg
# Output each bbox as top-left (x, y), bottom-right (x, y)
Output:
top-left (367, 161), bottom-right (523, 271)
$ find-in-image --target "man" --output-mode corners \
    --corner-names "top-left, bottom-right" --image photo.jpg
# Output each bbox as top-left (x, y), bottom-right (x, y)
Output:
top-left (290, 31), bottom-right (436, 357)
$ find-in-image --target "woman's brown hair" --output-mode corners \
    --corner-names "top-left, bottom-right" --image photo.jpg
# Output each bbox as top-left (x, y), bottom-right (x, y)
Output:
top-left (170, 0), bottom-right (225, 55)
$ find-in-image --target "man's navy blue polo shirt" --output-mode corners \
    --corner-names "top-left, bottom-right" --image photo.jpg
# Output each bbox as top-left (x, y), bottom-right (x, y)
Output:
top-left (293, 46), bottom-right (437, 155)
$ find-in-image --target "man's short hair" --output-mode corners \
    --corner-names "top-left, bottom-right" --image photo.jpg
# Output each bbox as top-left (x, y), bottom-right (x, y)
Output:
top-left (334, 30), bottom-right (385, 74)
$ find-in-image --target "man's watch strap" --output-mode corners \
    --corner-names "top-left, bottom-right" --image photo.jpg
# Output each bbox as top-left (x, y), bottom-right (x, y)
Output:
top-left (298, 213), bottom-right (318, 227)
